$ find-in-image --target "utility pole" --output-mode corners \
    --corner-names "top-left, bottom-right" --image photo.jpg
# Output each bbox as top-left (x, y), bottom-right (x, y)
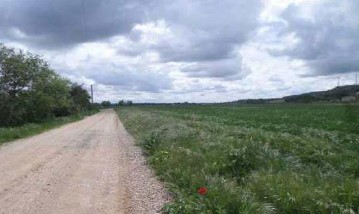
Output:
top-left (90, 85), bottom-right (94, 104)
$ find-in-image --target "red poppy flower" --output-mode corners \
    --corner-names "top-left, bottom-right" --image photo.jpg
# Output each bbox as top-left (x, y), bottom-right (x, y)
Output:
top-left (197, 186), bottom-right (208, 195)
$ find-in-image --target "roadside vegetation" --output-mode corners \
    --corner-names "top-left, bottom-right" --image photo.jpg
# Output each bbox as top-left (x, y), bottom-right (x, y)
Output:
top-left (0, 110), bottom-right (97, 145)
top-left (117, 104), bottom-right (359, 213)
top-left (0, 44), bottom-right (97, 143)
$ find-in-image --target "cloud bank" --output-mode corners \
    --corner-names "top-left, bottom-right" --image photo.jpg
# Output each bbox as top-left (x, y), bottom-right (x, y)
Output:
top-left (273, 0), bottom-right (359, 76)
top-left (0, 0), bottom-right (358, 102)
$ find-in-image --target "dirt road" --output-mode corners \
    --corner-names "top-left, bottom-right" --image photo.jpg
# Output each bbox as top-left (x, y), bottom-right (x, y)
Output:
top-left (0, 109), bottom-right (169, 214)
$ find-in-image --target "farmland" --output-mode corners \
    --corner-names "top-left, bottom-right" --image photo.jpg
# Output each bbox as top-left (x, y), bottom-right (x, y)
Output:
top-left (117, 104), bottom-right (359, 213)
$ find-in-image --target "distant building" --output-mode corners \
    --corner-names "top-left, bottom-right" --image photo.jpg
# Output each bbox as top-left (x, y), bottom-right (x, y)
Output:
top-left (341, 96), bottom-right (356, 102)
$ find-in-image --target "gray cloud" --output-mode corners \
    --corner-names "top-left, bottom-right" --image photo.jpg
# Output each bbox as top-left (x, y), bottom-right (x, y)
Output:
top-left (137, 0), bottom-right (262, 79)
top-left (181, 58), bottom-right (250, 80)
top-left (112, 0), bottom-right (262, 80)
top-left (0, 0), bottom-right (262, 81)
top-left (55, 58), bottom-right (173, 93)
top-left (90, 70), bottom-right (172, 93)
top-left (174, 83), bottom-right (228, 94)
top-left (0, 0), bottom-right (147, 48)
top-left (1, 0), bottom-right (304, 101)
top-left (152, 0), bottom-right (262, 63)
top-left (83, 62), bottom-right (173, 93)
top-left (274, 0), bottom-right (359, 76)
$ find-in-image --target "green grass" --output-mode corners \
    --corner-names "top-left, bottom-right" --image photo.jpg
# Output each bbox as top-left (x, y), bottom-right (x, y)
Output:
top-left (117, 104), bottom-right (359, 214)
top-left (0, 110), bottom-right (98, 145)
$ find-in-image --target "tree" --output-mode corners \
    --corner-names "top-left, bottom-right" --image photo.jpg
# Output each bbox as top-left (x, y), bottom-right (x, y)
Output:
top-left (118, 100), bottom-right (125, 106)
top-left (0, 44), bottom-right (55, 125)
top-left (70, 83), bottom-right (91, 114)
top-left (101, 101), bottom-right (112, 108)
top-left (117, 100), bottom-right (133, 106)
top-left (0, 44), bottom-right (91, 126)
top-left (0, 92), bottom-right (22, 125)
top-left (25, 74), bottom-right (72, 119)
top-left (0, 45), bottom-right (35, 98)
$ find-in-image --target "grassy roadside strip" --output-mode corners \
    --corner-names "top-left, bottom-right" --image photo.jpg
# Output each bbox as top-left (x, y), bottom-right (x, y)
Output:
top-left (117, 106), bottom-right (359, 214)
top-left (0, 110), bottom-right (99, 145)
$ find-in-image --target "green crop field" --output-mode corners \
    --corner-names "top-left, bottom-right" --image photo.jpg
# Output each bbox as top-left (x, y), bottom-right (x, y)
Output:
top-left (117, 104), bottom-right (359, 213)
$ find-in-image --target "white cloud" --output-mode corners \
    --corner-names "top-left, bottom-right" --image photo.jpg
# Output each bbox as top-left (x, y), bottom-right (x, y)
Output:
top-left (1, 0), bottom-right (357, 103)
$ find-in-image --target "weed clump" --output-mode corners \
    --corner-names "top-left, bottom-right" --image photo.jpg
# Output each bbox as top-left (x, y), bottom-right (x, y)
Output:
top-left (141, 132), bottom-right (161, 155)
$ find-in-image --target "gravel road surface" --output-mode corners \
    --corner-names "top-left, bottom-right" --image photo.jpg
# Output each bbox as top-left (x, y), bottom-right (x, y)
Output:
top-left (0, 109), bottom-right (170, 214)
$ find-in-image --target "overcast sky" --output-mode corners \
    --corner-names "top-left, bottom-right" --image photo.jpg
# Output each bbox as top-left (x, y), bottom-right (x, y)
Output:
top-left (0, 0), bottom-right (358, 103)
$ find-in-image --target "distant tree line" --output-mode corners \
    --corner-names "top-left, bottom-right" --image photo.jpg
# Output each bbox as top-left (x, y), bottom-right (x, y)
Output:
top-left (117, 100), bottom-right (133, 106)
top-left (0, 44), bottom-right (93, 127)
top-left (98, 100), bottom-right (133, 108)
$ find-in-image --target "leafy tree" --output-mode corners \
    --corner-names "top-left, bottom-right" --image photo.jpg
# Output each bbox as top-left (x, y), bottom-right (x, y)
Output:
top-left (0, 45), bottom-right (34, 98)
top-left (101, 101), bottom-right (112, 108)
top-left (118, 100), bottom-right (125, 106)
top-left (69, 83), bottom-right (91, 114)
top-left (0, 44), bottom-right (50, 125)
top-left (26, 73), bottom-right (72, 119)
top-left (0, 44), bottom-right (92, 126)
top-left (0, 92), bottom-right (23, 125)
